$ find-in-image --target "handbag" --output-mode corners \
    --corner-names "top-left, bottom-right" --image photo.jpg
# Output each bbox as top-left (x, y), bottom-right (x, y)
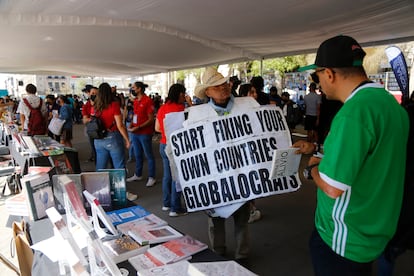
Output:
top-left (86, 116), bottom-right (107, 139)
top-left (12, 220), bottom-right (33, 276)
top-left (48, 117), bottom-right (66, 136)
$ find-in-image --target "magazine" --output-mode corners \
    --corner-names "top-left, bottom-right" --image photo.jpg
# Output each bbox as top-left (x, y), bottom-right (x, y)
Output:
top-left (145, 235), bottom-right (207, 264)
top-left (117, 214), bottom-right (167, 235)
top-left (129, 235), bottom-right (207, 272)
top-left (128, 225), bottom-right (183, 245)
top-left (106, 205), bottom-right (151, 226)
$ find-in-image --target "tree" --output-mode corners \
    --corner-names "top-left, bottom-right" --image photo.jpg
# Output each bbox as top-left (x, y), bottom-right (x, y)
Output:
top-left (176, 68), bottom-right (204, 84)
top-left (253, 55), bottom-right (307, 77)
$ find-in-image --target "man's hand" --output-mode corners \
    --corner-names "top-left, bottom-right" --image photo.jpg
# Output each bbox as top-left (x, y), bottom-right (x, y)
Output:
top-left (292, 140), bottom-right (315, 154)
top-left (128, 126), bottom-right (138, 132)
top-left (308, 156), bottom-right (321, 166)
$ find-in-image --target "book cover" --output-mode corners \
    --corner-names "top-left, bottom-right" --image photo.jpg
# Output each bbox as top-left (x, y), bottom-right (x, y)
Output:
top-left (98, 168), bottom-right (127, 207)
top-left (81, 172), bottom-right (111, 210)
top-left (5, 193), bottom-right (29, 217)
top-left (21, 172), bottom-right (55, 220)
top-left (50, 153), bottom-right (73, 174)
top-left (190, 260), bottom-right (258, 276)
top-left (52, 174), bottom-right (83, 213)
top-left (128, 252), bottom-right (166, 272)
top-left (102, 235), bottom-right (149, 264)
top-left (106, 205), bottom-right (151, 226)
top-left (59, 175), bottom-right (89, 221)
top-left (146, 235), bottom-right (207, 264)
top-left (128, 225), bottom-right (183, 246)
top-left (117, 214), bottom-right (167, 235)
top-left (27, 166), bottom-right (54, 175)
top-left (21, 135), bottom-right (40, 154)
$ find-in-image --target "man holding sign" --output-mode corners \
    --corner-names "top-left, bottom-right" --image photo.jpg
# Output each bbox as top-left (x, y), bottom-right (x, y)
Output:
top-left (192, 67), bottom-right (252, 262)
top-left (167, 67), bottom-right (301, 263)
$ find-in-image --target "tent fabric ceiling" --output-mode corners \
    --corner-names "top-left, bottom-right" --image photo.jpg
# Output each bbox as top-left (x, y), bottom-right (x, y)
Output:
top-left (0, 0), bottom-right (413, 77)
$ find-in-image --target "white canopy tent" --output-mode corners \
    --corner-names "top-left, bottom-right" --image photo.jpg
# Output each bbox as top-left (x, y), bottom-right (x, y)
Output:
top-left (0, 0), bottom-right (413, 77)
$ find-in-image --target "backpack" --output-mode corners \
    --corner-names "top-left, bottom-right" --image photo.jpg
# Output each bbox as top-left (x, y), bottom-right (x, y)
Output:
top-left (86, 115), bottom-right (108, 139)
top-left (126, 106), bottom-right (134, 123)
top-left (23, 98), bottom-right (46, 136)
top-left (286, 102), bottom-right (303, 127)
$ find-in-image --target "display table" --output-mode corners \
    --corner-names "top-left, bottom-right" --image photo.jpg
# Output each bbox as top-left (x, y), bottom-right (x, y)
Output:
top-left (8, 135), bottom-right (81, 175)
top-left (29, 212), bottom-right (225, 275)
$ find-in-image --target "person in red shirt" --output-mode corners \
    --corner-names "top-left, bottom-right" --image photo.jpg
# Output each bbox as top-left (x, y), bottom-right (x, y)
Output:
top-left (82, 85), bottom-right (98, 162)
top-left (155, 83), bottom-right (192, 217)
top-left (93, 83), bottom-right (130, 170)
top-left (127, 82), bottom-right (156, 187)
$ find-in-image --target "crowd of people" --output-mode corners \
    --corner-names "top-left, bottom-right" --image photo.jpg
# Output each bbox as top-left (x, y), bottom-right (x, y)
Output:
top-left (12, 35), bottom-right (414, 275)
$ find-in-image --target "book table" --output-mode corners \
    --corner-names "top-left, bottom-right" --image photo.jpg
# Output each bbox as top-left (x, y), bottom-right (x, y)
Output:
top-left (29, 204), bottom-right (226, 275)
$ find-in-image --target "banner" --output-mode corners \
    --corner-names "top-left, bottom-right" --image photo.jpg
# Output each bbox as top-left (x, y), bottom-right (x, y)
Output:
top-left (169, 105), bottom-right (301, 212)
top-left (385, 46), bottom-right (410, 103)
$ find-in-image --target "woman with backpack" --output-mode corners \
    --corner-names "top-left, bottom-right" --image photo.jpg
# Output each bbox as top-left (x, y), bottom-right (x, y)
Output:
top-left (16, 83), bottom-right (47, 135)
top-left (93, 83), bottom-right (130, 171)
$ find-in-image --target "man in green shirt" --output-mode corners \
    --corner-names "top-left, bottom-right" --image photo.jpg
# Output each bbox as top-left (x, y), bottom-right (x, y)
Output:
top-left (295, 35), bottom-right (409, 275)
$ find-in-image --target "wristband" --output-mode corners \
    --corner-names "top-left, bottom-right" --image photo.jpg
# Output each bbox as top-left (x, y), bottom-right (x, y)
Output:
top-left (303, 163), bottom-right (319, 180)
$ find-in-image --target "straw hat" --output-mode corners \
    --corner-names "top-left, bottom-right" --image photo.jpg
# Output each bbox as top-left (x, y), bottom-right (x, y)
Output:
top-left (194, 67), bottom-right (229, 100)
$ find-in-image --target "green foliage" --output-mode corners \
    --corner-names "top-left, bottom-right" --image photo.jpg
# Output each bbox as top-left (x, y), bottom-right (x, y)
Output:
top-left (176, 70), bottom-right (186, 82)
top-left (249, 55), bottom-right (307, 78)
top-left (175, 68), bottom-right (204, 83)
top-left (231, 61), bottom-right (254, 82)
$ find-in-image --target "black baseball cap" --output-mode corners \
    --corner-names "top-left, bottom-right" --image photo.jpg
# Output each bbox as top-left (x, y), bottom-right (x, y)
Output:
top-left (298, 35), bottom-right (366, 71)
top-left (82, 84), bottom-right (93, 92)
top-left (135, 81), bottom-right (149, 90)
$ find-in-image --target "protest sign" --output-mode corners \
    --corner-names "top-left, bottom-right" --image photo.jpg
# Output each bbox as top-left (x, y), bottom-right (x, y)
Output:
top-left (169, 103), bottom-right (302, 212)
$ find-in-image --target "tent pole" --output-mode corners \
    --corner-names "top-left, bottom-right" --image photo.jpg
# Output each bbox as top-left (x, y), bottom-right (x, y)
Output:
top-left (260, 59), bottom-right (263, 76)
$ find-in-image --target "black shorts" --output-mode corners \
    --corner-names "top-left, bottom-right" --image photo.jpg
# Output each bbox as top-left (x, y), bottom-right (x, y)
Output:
top-left (304, 115), bottom-right (318, 130)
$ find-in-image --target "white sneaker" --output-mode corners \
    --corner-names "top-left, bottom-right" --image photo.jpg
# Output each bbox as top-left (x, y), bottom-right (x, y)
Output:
top-left (162, 206), bottom-right (170, 211)
top-left (146, 177), bottom-right (156, 187)
top-left (127, 175), bottom-right (143, 182)
top-left (248, 210), bottom-right (261, 223)
top-left (126, 192), bottom-right (138, 201)
top-left (169, 211), bottom-right (187, 217)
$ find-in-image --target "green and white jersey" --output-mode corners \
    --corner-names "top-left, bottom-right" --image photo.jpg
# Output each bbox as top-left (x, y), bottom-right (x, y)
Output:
top-left (317, 83), bottom-right (409, 262)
